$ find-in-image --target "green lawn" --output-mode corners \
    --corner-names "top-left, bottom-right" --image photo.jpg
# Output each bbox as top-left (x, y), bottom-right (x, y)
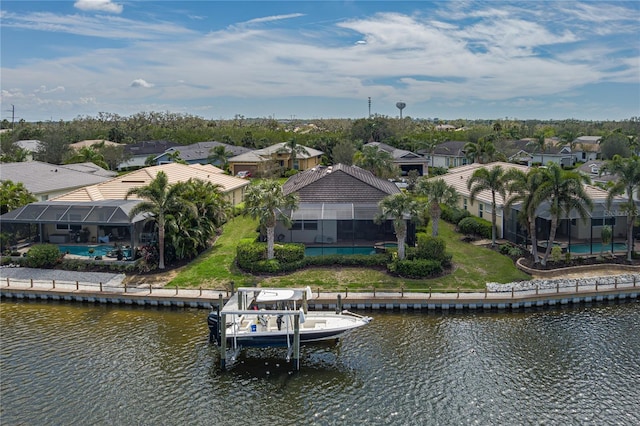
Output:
top-left (169, 218), bottom-right (530, 291)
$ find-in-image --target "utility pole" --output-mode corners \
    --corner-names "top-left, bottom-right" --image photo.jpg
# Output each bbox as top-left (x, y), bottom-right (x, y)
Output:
top-left (368, 97), bottom-right (371, 118)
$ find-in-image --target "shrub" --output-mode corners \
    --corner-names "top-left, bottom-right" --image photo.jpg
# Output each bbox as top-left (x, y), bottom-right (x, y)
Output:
top-left (441, 204), bottom-right (471, 225)
top-left (551, 246), bottom-right (563, 263)
top-left (458, 217), bottom-right (492, 239)
top-left (412, 235), bottom-right (451, 265)
top-left (389, 259), bottom-right (443, 278)
top-left (24, 244), bottom-right (61, 268)
top-left (273, 243), bottom-right (305, 263)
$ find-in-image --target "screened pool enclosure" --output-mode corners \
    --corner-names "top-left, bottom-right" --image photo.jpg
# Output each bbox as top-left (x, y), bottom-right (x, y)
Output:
top-left (275, 202), bottom-right (416, 249)
top-left (0, 200), bottom-right (152, 250)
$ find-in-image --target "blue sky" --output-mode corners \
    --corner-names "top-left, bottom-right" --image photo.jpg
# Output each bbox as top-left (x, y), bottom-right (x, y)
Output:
top-left (1, 1), bottom-right (639, 122)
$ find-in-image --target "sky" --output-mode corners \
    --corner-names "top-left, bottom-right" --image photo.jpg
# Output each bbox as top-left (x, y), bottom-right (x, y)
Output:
top-left (1, 1), bottom-right (639, 123)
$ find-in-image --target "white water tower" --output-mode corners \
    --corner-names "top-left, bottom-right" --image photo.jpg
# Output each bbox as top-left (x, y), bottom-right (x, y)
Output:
top-left (396, 101), bottom-right (406, 119)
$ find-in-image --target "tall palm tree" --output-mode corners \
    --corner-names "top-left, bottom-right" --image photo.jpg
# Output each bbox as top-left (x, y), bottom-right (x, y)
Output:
top-left (354, 145), bottom-right (398, 179)
top-left (65, 146), bottom-right (109, 170)
top-left (528, 133), bottom-right (548, 166)
top-left (464, 138), bottom-right (496, 164)
top-left (467, 165), bottom-right (509, 247)
top-left (416, 178), bottom-right (459, 237)
top-left (244, 180), bottom-right (299, 259)
top-left (277, 138), bottom-right (309, 171)
top-left (376, 192), bottom-right (419, 260)
top-left (536, 163), bottom-right (593, 266)
top-left (208, 145), bottom-right (233, 169)
top-left (126, 171), bottom-right (195, 269)
top-left (504, 168), bottom-right (545, 263)
top-left (600, 155), bottom-right (640, 261)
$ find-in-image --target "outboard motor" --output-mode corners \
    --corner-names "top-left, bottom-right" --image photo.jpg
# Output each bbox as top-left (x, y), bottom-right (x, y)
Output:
top-left (207, 310), bottom-right (221, 345)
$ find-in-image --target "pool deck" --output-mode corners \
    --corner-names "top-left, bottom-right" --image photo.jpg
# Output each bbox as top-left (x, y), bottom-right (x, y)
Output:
top-left (1, 267), bottom-right (638, 312)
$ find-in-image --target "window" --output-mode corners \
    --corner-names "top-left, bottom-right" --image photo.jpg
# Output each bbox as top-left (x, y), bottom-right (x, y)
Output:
top-left (478, 203), bottom-right (484, 218)
top-left (291, 220), bottom-right (318, 230)
top-left (463, 198), bottom-right (468, 210)
top-left (591, 217), bottom-right (615, 226)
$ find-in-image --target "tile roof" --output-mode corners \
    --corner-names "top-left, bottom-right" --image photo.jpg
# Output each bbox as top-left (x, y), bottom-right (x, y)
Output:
top-left (282, 163), bottom-right (400, 203)
top-left (52, 163), bottom-right (249, 202)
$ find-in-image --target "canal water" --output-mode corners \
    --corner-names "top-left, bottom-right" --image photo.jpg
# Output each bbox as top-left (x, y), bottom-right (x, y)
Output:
top-left (1, 300), bottom-right (639, 425)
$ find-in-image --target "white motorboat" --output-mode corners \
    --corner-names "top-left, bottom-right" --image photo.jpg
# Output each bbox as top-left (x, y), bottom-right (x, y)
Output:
top-left (207, 287), bottom-right (372, 348)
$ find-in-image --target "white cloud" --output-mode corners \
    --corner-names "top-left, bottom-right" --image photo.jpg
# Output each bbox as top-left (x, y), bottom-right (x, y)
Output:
top-left (130, 79), bottom-right (154, 88)
top-left (74, 0), bottom-right (123, 14)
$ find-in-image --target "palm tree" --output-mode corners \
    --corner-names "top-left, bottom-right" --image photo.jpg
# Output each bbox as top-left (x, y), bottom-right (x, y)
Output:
top-left (467, 165), bottom-right (509, 247)
top-left (415, 178), bottom-right (459, 237)
top-left (376, 192), bottom-right (419, 260)
top-left (208, 145), bottom-right (233, 169)
top-left (65, 146), bottom-right (109, 170)
top-left (464, 138), bottom-right (496, 164)
top-left (354, 145), bottom-right (399, 179)
top-left (244, 180), bottom-right (299, 259)
top-left (504, 168), bottom-right (545, 263)
top-left (277, 138), bottom-right (309, 171)
top-left (536, 163), bottom-right (593, 266)
top-left (600, 155), bottom-right (640, 261)
top-left (126, 171), bottom-right (195, 269)
top-left (528, 133), bottom-right (548, 166)
top-left (0, 180), bottom-right (36, 214)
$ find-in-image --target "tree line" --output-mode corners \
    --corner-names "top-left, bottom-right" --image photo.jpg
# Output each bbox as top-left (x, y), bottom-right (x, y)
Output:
top-left (1, 112), bottom-right (638, 169)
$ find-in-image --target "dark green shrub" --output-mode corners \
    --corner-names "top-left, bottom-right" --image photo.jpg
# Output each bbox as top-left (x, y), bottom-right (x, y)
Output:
top-left (458, 217), bottom-right (492, 239)
top-left (389, 259), bottom-right (443, 278)
top-left (25, 244), bottom-right (61, 268)
top-left (236, 240), bottom-right (267, 266)
top-left (441, 204), bottom-right (471, 225)
top-left (274, 243), bottom-right (304, 263)
top-left (499, 244), bottom-right (511, 255)
top-left (413, 235), bottom-right (450, 264)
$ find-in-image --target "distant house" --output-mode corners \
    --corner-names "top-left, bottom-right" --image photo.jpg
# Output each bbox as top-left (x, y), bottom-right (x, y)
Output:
top-left (14, 139), bottom-right (41, 161)
top-left (0, 161), bottom-right (116, 201)
top-left (276, 164), bottom-right (409, 247)
top-left (154, 141), bottom-right (251, 166)
top-left (573, 136), bottom-right (602, 162)
top-left (421, 141), bottom-right (469, 169)
top-left (508, 138), bottom-right (574, 168)
top-left (69, 139), bottom-right (121, 150)
top-left (435, 124), bottom-right (457, 131)
top-left (228, 142), bottom-right (323, 177)
top-left (118, 140), bottom-right (179, 170)
top-left (363, 142), bottom-right (428, 175)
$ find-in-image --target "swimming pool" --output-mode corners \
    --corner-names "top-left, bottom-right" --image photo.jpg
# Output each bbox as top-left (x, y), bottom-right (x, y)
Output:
top-left (58, 245), bottom-right (114, 257)
top-left (305, 247), bottom-right (376, 256)
top-left (569, 243), bottom-right (627, 254)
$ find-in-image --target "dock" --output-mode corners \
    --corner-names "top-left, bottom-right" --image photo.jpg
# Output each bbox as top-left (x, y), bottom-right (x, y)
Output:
top-left (1, 274), bottom-right (639, 312)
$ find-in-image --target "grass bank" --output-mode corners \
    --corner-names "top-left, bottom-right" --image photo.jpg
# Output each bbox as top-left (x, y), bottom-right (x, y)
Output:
top-left (170, 218), bottom-right (530, 291)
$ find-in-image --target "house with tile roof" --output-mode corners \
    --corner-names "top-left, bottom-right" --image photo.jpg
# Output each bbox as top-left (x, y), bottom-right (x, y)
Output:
top-left (1, 163), bottom-right (248, 248)
top-left (227, 142), bottom-right (323, 177)
top-left (432, 162), bottom-right (629, 255)
top-left (363, 142), bottom-right (429, 176)
top-left (1, 161), bottom-right (116, 201)
top-left (276, 164), bottom-right (411, 247)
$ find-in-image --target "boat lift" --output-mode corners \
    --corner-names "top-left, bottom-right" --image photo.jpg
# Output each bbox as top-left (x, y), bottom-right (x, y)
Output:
top-left (213, 288), bottom-right (309, 371)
